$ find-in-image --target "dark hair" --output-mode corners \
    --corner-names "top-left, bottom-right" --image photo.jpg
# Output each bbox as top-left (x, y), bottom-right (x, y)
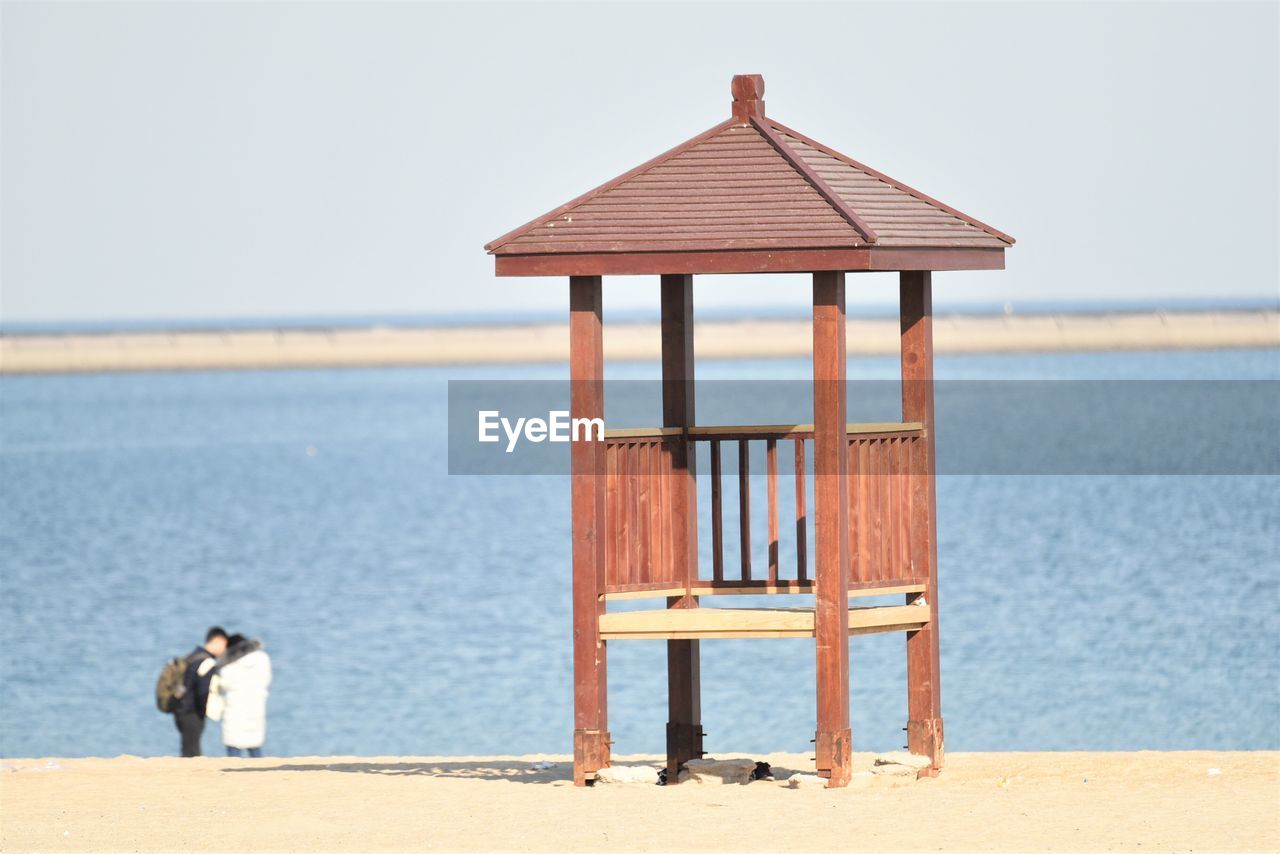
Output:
top-left (225, 633), bottom-right (248, 648)
top-left (206, 626), bottom-right (228, 642)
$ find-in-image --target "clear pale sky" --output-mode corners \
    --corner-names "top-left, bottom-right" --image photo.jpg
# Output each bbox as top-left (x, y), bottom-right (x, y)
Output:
top-left (2, 1), bottom-right (1277, 324)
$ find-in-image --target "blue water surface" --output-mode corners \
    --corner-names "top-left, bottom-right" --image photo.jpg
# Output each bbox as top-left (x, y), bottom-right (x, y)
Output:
top-left (0, 348), bottom-right (1276, 757)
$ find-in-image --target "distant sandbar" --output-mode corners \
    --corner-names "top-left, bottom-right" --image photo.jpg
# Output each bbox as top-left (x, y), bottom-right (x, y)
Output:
top-left (1, 310), bottom-right (1276, 375)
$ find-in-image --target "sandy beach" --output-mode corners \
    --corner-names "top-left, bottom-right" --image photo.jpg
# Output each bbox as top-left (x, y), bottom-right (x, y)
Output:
top-left (2, 751), bottom-right (1275, 852)
top-left (1, 310), bottom-right (1276, 374)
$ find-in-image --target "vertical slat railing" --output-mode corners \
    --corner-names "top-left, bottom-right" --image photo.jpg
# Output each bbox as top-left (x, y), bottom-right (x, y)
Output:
top-left (846, 433), bottom-right (922, 586)
top-left (710, 439), bottom-right (723, 582)
top-left (794, 439), bottom-right (807, 582)
top-left (906, 433), bottom-right (920, 577)
top-left (738, 439), bottom-right (751, 581)
top-left (849, 440), bottom-right (859, 582)
top-left (628, 444), bottom-right (640, 585)
top-left (871, 439), bottom-right (883, 582)
top-left (657, 440), bottom-right (670, 585)
top-left (606, 443), bottom-right (619, 588)
top-left (602, 425), bottom-right (924, 595)
top-left (602, 437), bottom-right (691, 592)
top-left (891, 437), bottom-right (905, 581)
top-left (637, 443), bottom-right (651, 585)
top-left (856, 440), bottom-right (865, 583)
top-left (880, 440), bottom-right (892, 581)
top-left (767, 438), bottom-right (779, 585)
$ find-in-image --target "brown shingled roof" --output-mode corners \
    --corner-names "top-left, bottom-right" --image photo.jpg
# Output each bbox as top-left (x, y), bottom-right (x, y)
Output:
top-left (486, 75), bottom-right (1013, 275)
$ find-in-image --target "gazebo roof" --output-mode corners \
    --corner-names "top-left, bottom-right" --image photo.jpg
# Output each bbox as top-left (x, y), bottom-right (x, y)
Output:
top-left (487, 75), bottom-right (1013, 277)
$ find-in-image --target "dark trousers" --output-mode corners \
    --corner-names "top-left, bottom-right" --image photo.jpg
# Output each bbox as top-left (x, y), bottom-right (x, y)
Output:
top-left (174, 712), bottom-right (205, 757)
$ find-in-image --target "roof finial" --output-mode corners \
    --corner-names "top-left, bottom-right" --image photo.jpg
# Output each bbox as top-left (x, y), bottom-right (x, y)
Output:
top-left (731, 74), bottom-right (765, 122)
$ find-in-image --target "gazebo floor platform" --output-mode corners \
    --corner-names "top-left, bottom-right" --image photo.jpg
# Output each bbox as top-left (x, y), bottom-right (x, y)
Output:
top-left (598, 604), bottom-right (929, 641)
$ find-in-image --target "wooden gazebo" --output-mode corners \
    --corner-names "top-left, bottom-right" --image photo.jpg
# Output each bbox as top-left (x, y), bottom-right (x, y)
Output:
top-left (485, 75), bottom-right (1013, 787)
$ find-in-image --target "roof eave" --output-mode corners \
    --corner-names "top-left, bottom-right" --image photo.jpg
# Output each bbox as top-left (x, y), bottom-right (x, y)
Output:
top-left (492, 246), bottom-right (1006, 277)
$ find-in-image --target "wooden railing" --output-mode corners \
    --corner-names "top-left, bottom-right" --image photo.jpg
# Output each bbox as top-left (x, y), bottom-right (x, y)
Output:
top-left (845, 429), bottom-right (926, 588)
top-left (698, 428), bottom-right (810, 588)
top-left (602, 432), bottom-right (688, 595)
top-left (602, 422), bottom-right (926, 597)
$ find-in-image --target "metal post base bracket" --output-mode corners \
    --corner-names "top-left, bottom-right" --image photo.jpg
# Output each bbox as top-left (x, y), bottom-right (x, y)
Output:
top-left (814, 727), bottom-right (853, 787)
top-left (665, 722), bottom-right (705, 782)
top-left (573, 729), bottom-right (612, 786)
top-left (907, 717), bottom-right (944, 776)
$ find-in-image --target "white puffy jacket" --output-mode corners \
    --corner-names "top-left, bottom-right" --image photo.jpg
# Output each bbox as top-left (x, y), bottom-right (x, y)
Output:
top-left (207, 644), bottom-right (272, 750)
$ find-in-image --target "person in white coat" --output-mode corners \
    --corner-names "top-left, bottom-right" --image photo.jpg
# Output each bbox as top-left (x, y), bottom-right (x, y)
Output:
top-left (206, 634), bottom-right (272, 757)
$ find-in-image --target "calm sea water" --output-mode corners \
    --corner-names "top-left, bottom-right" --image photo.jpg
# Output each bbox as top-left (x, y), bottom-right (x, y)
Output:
top-left (1, 349), bottom-right (1276, 758)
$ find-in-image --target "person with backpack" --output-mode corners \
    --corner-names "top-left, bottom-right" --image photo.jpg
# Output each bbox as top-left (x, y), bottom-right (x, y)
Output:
top-left (206, 633), bottom-right (273, 757)
top-left (157, 626), bottom-right (228, 757)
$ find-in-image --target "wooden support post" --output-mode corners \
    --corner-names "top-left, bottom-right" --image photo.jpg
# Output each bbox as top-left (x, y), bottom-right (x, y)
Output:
top-left (660, 273), bottom-right (703, 781)
top-left (570, 275), bottom-right (610, 785)
top-left (812, 270), bottom-right (852, 787)
top-left (900, 270), bottom-right (944, 776)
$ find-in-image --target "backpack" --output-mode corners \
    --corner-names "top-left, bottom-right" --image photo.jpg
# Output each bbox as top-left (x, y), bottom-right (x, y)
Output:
top-left (155, 655), bottom-right (190, 713)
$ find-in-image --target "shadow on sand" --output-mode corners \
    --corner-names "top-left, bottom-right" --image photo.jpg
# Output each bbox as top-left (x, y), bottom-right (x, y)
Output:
top-left (222, 760), bottom-right (577, 784)
top-left (222, 758), bottom-right (812, 786)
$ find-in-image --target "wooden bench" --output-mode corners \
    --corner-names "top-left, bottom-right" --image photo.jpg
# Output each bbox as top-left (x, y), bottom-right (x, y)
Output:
top-left (599, 603), bottom-right (929, 640)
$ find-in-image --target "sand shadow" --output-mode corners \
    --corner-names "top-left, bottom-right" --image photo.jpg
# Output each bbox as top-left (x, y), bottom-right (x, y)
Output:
top-left (223, 758), bottom-right (814, 786)
top-left (222, 760), bottom-right (576, 784)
